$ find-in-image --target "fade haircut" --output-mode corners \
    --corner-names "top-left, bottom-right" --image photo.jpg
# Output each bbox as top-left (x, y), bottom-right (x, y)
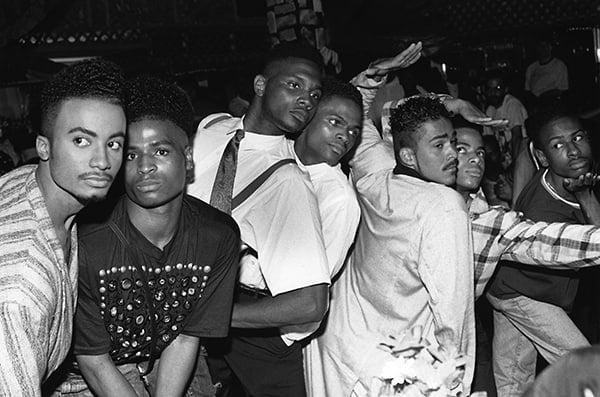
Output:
top-left (263, 40), bottom-right (324, 77)
top-left (527, 100), bottom-right (576, 150)
top-left (390, 96), bottom-right (451, 155)
top-left (320, 77), bottom-right (363, 121)
top-left (125, 75), bottom-right (195, 139)
top-left (40, 58), bottom-right (125, 138)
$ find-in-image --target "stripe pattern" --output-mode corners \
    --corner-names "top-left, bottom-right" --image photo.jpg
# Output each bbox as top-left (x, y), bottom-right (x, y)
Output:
top-left (0, 165), bottom-right (78, 396)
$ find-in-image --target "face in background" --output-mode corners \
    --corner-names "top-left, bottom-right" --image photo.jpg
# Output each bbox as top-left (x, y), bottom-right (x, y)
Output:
top-left (485, 77), bottom-right (507, 108)
top-left (37, 98), bottom-right (125, 205)
top-left (534, 116), bottom-right (593, 180)
top-left (125, 118), bottom-right (193, 209)
top-left (296, 95), bottom-right (362, 166)
top-left (255, 58), bottom-right (322, 135)
top-left (456, 127), bottom-right (486, 194)
top-left (408, 117), bottom-right (458, 186)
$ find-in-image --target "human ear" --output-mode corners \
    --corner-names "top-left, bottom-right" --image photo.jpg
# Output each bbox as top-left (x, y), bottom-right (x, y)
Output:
top-left (254, 75), bottom-right (266, 97)
top-left (399, 147), bottom-right (417, 168)
top-left (184, 146), bottom-right (194, 171)
top-left (533, 148), bottom-right (549, 168)
top-left (36, 135), bottom-right (50, 161)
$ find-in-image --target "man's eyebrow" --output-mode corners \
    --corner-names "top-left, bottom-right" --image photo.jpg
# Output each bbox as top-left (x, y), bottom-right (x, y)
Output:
top-left (67, 127), bottom-right (125, 140)
top-left (429, 133), bottom-right (450, 142)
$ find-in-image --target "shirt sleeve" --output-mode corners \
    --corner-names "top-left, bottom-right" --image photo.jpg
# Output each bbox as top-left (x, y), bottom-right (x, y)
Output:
top-left (419, 191), bottom-right (475, 391)
top-left (499, 210), bottom-right (600, 268)
top-left (349, 118), bottom-right (396, 183)
top-left (72, 241), bottom-right (112, 356)
top-left (0, 300), bottom-right (47, 396)
top-left (182, 223), bottom-right (240, 338)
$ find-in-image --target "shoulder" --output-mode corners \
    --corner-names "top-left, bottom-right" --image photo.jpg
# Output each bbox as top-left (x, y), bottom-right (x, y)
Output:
top-left (183, 195), bottom-right (240, 240)
top-left (197, 113), bottom-right (238, 133)
top-left (421, 182), bottom-right (467, 213)
top-left (0, 166), bottom-right (36, 214)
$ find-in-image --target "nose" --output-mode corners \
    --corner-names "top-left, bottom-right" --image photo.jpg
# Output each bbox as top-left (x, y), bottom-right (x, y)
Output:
top-left (447, 144), bottom-right (458, 160)
top-left (566, 141), bottom-right (582, 157)
top-left (297, 92), bottom-right (315, 112)
top-left (336, 130), bottom-right (350, 146)
top-left (137, 154), bottom-right (156, 174)
top-left (469, 153), bottom-right (482, 165)
top-left (90, 146), bottom-right (110, 170)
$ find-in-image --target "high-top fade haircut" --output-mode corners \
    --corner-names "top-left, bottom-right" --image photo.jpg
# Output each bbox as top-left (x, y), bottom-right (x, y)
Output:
top-left (320, 77), bottom-right (363, 117)
top-left (125, 75), bottom-right (195, 139)
top-left (527, 100), bottom-right (575, 150)
top-left (389, 96), bottom-right (451, 155)
top-left (262, 40), bottom-right (324, 78)
top-left (40, 58), bottom-right (125, 138)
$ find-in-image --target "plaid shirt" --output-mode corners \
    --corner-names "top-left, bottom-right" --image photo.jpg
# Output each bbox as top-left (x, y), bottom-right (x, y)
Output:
top-left (352, 73), bottom-right (600, 300)
top-left (469, 189), bottom-right (600, 298)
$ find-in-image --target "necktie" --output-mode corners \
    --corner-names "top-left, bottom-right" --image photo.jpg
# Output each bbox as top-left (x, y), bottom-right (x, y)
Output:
top-left (209, 129), bottom-right (244, 214)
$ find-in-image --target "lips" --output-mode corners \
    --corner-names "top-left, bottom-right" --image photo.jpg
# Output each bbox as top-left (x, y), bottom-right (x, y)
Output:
top-left (442, 160), bottom-right (459, 172)
top-left (569, 158), bottom-right (589, 170)
top-left (135, 178), bottom-right (161, 192)
top-left (464, 167), bottom-right (483, 178)
top-left (289, 108), bottom-right (309, 123)
top-left (329, 142), bottom-right (347, 156)
top-left (81, 174), bottom-right (113, 188)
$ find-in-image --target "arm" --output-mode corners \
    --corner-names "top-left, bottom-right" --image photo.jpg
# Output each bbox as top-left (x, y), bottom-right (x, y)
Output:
top-left (0, 302), bottom-right (47, 396)
top-left (154, 334), bottom-right (200, 396)
top-left (76, 354), bottom-right (138, 397)
top-left (231, 283), bottom-right (329, 328)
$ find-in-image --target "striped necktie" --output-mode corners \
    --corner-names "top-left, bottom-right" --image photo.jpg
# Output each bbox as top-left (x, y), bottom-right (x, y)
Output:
top-left (209, 129), bottom-right (244, 214)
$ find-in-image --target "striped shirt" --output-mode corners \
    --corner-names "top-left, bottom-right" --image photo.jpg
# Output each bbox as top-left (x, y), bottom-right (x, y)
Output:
top-left (0, 165), bottom-right (77, 396)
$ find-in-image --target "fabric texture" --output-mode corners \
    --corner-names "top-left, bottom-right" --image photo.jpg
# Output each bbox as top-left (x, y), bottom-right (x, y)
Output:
top-left (73, 195), bottom-right (240, 360)
top-left (0, 165), bottom-right (78, 397)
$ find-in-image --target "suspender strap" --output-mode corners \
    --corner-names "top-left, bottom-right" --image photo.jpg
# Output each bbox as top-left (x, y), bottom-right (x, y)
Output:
top-left (231, 159), bottom-right (296, 210)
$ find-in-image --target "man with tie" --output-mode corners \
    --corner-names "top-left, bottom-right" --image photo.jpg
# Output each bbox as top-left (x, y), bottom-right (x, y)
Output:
top-left (187, 41), bottom-right (330, 396)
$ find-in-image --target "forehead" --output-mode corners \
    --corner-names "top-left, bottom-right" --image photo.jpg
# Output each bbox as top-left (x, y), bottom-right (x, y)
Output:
top-left (416, 117), bottom-right (453, 142)
top-left (268, 58), bottom-right (321, 81)
top-left (540, 116), bottom-right (582, 139)
top-left (316, 96), bottom-right (361, 120)
top-left (128, 118), bottom-right (187, 144)
top-left (457, 127), bottom-right (484, 147)
top-left (53, 98), bottom-right (125, 133)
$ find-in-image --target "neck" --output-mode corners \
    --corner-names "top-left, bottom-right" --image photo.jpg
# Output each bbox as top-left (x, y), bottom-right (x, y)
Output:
top-left (456, 187), bottom-right (472, 203)
top-left (539, 56), bottom-right (553, 64)
top-left (126, 194), bottom-right (183, 250)
top-left (293, 135), bottom-right (314, 165)
top-left (546, 170), bottom-right (576, 202)
top-left (243, 99), bottom-right (285, 136)
top-left (35, 164), bottom-right (82, 239)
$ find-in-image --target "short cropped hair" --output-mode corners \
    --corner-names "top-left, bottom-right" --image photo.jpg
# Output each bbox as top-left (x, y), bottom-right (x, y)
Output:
top-left (320, 77), bottom-right (363, 117)
top-left (263, 40), bottom-right (324, 77)
top-left (527, 100), bottom-right (576, 150)
top-left (40, 58), bottom-right (125, 138)
top-left (125, 75), bottom-right (195, 139)
top-left (390, 96), bottom-right (451, 153)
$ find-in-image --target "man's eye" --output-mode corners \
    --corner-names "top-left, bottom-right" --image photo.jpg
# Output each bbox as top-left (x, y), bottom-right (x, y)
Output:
top-left (553, 143), bottom-right (564, 150)
top-left (156, 149), bottom-right (169, 156)
top-left (328, 119), bottom-right (340, 126)
top-left (456, 146), bottom-right (466, 154)
top-left (310, 91), bottom-right (321, 100)
top-left (126, 153), bottom-right (137, 161)
top-left (287, 81), bottom-right (300, 89)
top-left (477, 150), bottom-right (486, 158)
top-left (73, 137), bottom-right (90, 147)
top-left (348, 129), bottom-right (360, 137)
top-left (108, 140), bottom-right (123, 150)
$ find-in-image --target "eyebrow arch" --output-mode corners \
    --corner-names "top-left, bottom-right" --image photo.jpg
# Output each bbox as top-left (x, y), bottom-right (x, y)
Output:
top-left (67, 127), bottom-right (125, 140)
top-left (429, 133), bottom-right (449, 142)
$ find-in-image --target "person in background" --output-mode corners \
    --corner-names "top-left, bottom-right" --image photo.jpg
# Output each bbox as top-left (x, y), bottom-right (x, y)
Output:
top-left (525, 38), bottom-right (569, 101)
top-left (0, 59), bottom-right (126, 396)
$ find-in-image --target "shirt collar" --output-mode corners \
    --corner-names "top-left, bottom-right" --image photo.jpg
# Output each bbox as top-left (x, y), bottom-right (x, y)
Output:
top-left (393, 162), bottom-right (428, 181)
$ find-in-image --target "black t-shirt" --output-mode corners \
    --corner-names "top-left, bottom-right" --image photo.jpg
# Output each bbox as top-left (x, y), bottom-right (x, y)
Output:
top-left (73, 195), bottom-right (240, 364)
top-left (489, 170), bottom-right (583, 310)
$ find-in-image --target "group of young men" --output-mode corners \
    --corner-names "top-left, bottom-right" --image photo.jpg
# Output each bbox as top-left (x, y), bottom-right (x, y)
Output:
top-left (1, 38), bottom-right (600, 397)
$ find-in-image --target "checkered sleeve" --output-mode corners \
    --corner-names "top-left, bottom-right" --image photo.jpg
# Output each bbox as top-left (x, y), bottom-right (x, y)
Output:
top-left (471, 206), bottom-right (600, 298)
